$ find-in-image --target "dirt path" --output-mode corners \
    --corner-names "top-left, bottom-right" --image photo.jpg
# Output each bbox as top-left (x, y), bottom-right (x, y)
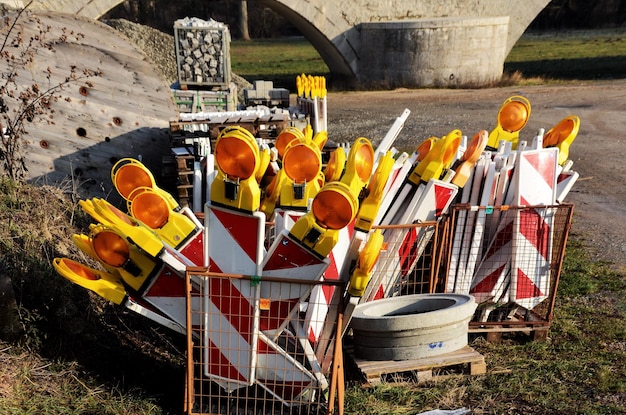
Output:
top-left (326, 80), bottom-right (626, 272)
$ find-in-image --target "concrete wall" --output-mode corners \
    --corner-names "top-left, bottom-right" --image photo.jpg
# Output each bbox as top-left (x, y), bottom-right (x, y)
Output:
top-left (358, 17), bottom-right (510, 88)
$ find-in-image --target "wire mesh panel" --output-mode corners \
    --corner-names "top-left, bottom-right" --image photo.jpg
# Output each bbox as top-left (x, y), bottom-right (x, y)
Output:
top-left (362, 221), bottom-right (441, 301)
top-left (443, 203), bottom-right (574, 326)
top-left (185, 269), bottom-right (345, 415)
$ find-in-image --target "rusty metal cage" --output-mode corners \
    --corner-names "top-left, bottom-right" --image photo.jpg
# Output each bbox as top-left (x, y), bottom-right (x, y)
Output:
top-left (363, 221), bottom-right (443, 300)
top-left (442, 203), bottom-right (574, 334)
top-left (185, 268), bottom-right (349, 415)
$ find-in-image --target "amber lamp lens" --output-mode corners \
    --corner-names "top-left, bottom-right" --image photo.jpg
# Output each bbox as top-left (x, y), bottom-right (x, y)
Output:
top-left (114, 165), bottom-right (153, 200)
top-left (65, 259), bottom-right (99, 281)
top-left (93, 231), bottom-right (130, 267)
top-left (499, 101), bottom-right (529, 132)
top-left (354, 143), bottom-right (374, 182)
top-left (283, 144), bottom-right (320, 182)
top-left (416, 138), bottom-right (435, 162)
top-left (215, 136), bottom-right (257, 179)
top-left (132, 192), bottom-right (169, 229)
top-left (311, 187), bottom-right (355, 230)
top-left (275, 129), bottom-right (302, 159)
top-left (544, 119), bottom-right (574, 147)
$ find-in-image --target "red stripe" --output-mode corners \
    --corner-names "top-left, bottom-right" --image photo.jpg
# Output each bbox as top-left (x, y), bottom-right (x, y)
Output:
top-left (433, 184), bottom-right (456, 216)
top-left (516, 268), bottom-right (544, 299)
top-left (471, 263), bottom-right (507, 294)
top-left (518, 209), bottom-right (550, 260)
top-left (522, 152), bottom-right (556, 189)
top-left (483, 220), bottom-right (514, 260)
top-left (212, 208), bottom-right (259, 263)
top-left (179, 233), bottom-right (204, 266)
top-left (206, 338), bottom-right (248, 382)
top-left (207, 258), bottom-right (255, 343)
top-left (263, 236), bottom-right (324, 270)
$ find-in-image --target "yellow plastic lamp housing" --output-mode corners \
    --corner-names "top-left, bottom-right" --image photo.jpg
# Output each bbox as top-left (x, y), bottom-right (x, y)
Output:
top-left (543, 115), bottom-right (580, 165)
top-left (53, 258), bottom-right (126, 305)
top-left (499, 97), bottom-right (531, 133)
top-left (354, 151), bottom-right (394, 232)
top-left (324, 147), bottom-right (346, 182)
top-left (415, 137), bottom-right (438, 162)
top-left (409, 130), bottom-right (462, 185)
top-left (111, 158), bottom-right (179, 211)
top-left (348, 229), bottom-right (384, 297)
top-left (279, 139), bottom-right (322, 209)
top-left (289, 181), bottom-right (358, 257)
top-left (341, 137), bottom-right (374, 196)
top-left (211, 126), bottom-right (261, 212)
top-left (89, 225), bottom-right (159, 292)
top-left (80, 198), bottom-right (164, 258)
top-left (275, 126), bottom-right (305, 160)
top-left (128, 187), bottom-right (199, 248)
top-left (487, 95), bottom-right (531, 149)
top-left (312, 130), bottom-right (328, 151)
top-left (451, 130), bottom-right (489, 188)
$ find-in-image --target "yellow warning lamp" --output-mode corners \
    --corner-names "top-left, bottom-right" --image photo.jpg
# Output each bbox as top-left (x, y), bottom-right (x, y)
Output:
top-left (312, 130), bottom-right (328, 151)
top-left (87, 225), bottom-right (159, 292)
top-left (341, 137), bottom-right (374, 197)
top-left (408, 130), bottom-right (462, 185)
top-left (255, 146), bottom-right (272, 184)
top-left (80, 198), bottom-right (164, 258)
top-left (415, 136), bottom-right (438, 162)
top-left (354, 151), bottom-right (394, 233)
top-left (111, 158), bottom-right (179, 212)
top-left (543, 115), bottom-right (580, 165)
top-left (289, 181), bottom-right (358, 257)
top-left (347, 229), bottom-right (384, 297)
top-left (278, 138), bottom-right (322, 210)
top-left (53, 258), bottom-right (127, 305)
top-left (323, 147), bottom-right (346, 183)
top-left (275, 126), bottom-right (305, 160)
top-left (210, 126), bottom-right (261, 213)
top-left (296, 74), bottom-right (304, 97)
top-left (487, 96), bottom-right (531, 150)
top-left (451, 130), bottom-right (489, 188)
top-left (127, 187), bottom-right (200, 249)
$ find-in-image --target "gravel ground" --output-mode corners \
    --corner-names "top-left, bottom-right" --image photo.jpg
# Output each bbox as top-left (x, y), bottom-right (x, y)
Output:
top-left (107, 19), bottom-right (626, 273)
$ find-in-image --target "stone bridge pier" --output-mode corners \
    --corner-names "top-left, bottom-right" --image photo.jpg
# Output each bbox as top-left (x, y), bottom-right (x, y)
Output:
top-left (11, 0), bottom-right (550, 88)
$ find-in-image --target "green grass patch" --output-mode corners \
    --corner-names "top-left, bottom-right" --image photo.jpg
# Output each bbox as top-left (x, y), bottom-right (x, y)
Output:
top-left (230, 30), bottom-right (626, 90)
top-left (231, 38), bottom-right (329, 90)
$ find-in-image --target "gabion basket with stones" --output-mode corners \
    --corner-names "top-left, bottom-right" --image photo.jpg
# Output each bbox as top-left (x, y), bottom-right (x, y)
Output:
top-left (174, 18), bottom-right (232, 88)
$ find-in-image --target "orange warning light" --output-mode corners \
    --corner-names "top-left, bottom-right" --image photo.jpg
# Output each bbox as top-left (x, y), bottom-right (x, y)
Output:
top-left (92, 230), bottom-right (130, 268)
top-left (311, 182), bottom-right (357, 230)
top-left (498, 97), bottom-right (530, 133)
top-left (215, 135), bottom-right (258, 179)
top-left (275, 126), bottom-right (305, 159)
top-left (282, 141), bottom-right (321, 183)
top-left (64, 259), bottom-right (99, 281)
top-left (129, 190), bottom-right (170, 229)
top-left (112, 159), bottom-right (155, 200)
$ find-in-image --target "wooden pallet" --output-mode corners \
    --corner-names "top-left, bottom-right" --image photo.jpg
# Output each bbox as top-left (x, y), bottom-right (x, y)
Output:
top-left (469, 323), bottom-right (550, 342)
top-left (348, 345), bottom-right (486, 385)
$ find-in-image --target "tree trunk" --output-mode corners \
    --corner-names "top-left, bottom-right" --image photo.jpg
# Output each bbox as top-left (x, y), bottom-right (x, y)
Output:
top-left (240, 0), bottom-right (251, 40)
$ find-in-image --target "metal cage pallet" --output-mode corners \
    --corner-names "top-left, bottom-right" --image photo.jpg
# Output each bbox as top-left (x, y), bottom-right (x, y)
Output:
top-left (184, 269), bottom-right (348, 415)
top-left (442, 203), bottom-right (575, 337)
top-left (182, 220), bottom-right (444, 414)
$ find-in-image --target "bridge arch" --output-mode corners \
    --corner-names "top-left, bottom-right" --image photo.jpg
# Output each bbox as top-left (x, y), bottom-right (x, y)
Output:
top-left (16, 0), bottom-right (551, 87)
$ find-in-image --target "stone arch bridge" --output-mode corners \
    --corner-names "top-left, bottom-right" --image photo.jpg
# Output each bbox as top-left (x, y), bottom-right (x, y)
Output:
top-left (10, 0), bottom-right (550, 87)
